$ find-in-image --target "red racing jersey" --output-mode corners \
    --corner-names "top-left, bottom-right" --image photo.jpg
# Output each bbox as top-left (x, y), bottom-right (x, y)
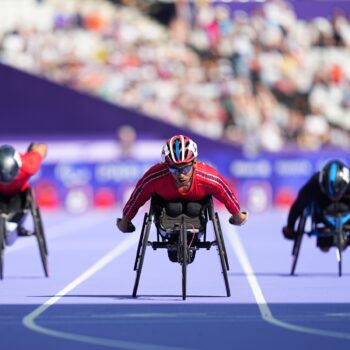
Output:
top-left (123, 161), bottom-right (240, 221)
top-left (0, 151), bottom-right (43, 196)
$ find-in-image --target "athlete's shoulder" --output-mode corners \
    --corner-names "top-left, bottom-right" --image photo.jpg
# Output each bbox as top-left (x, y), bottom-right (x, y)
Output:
top-left (196, 161), bottom-right (219, 175)
top-left (147, 162), bottom-right (167, 173)
top-left (304, 172), bottom-right (320, 189)
top-left (142, 162), bottom-right (168, 178)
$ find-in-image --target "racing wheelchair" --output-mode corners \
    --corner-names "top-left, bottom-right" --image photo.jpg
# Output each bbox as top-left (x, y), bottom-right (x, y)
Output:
top-left (291, 202), bottom-right (350, 277)
top-left (0, 187), bottom-right (49, 279)
top-left (132, 195), bottom-right (230, 300)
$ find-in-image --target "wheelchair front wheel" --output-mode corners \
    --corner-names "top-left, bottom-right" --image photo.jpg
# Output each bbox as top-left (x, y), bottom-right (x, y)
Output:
top-left (212, 213), bottom-right (230, 297)
top-left (36, 207), bottom-right (48, 255)
top-left (31, 204), bottom-right (49, 277)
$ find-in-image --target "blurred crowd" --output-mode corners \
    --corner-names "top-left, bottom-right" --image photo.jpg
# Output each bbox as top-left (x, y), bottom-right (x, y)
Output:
top-left (1, 0), bottom-right (350, 153)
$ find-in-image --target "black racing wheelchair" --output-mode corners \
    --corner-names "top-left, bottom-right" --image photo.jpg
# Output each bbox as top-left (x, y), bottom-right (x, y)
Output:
top-left (291, 202), bottom-right (350, 277)
top-left (132, 195), bottom-right (230, 300)
top-left (0, 188), bottom-right (49, 279)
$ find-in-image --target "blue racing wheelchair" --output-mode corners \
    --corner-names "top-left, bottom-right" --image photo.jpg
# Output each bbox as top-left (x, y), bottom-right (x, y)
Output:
top-left (0, 188), bottom-right (49, 279)
top-left (291, 202), bottom-right (350, 276)
top-left (132, 195), bottom-right (230, 300)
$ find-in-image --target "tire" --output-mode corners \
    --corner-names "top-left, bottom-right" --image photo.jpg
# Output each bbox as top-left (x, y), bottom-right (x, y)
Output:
top-left (291, 214), bottom-right (306, 276)
top-left (36, 208), bottom-right (48, 255)
top-left (34, 212), bottom-right (49, 278)
top-left (215, 212), bottom-right (229, 271)
top-left (213, 213), bottom-right (230, 297)
top-left (31, 202), bottom-right (49, 278)
top-left (132, 215), bottom-right (152, 298)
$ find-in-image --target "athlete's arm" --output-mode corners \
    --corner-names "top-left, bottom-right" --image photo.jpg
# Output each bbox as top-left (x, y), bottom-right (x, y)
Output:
top-left (122, 165), bottom-right (167, 222)
top-left (204, 168), bottom-right (241, 215)
top-left (21, 144), bottom-right (47, 175)
top-left (30, 143), bottom-right (47, 159)
top-left (287, 174), bottom-right (318, 230)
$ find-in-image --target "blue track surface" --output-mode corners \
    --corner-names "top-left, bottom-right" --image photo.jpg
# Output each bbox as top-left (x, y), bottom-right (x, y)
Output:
top-left (1, 208), bottom-right (350, 350)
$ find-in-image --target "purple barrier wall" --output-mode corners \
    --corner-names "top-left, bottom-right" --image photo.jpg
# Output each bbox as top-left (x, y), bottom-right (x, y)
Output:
top-left (0, 63), bottom-right (240, 158)
top-left (0, 63), bottom-right (183, 138)
top-left (213, 0), bottom-right (350, 19)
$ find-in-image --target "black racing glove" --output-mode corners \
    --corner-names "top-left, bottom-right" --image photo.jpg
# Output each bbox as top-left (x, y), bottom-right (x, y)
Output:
top-left (282, 226), bottom-right (295, 240)
top-left (117, 218), bottom-right (136, 233)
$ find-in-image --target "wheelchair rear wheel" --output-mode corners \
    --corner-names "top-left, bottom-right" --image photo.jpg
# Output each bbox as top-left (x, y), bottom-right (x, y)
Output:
top-left (215, 212), bottom-right (229, 271)
top-left (133, 213), bottom-right (148, 271)
top-left (132, 213), bottom-right (153, 298)
top-left (212, 212), bottom-right (230, 297)
top-left (31, 201), bottom-right (49, 277)
top-left (291, 214), bottom-right (306, 276)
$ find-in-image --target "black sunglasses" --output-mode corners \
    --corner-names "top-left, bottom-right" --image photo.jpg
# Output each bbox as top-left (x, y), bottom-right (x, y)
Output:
top-left (168, 164), bottom-right (193, 175)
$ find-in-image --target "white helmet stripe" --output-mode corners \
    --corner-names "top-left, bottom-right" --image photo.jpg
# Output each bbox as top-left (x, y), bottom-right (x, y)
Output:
top-left (181, 135), bottom-right (185, 162)
top-left (169, 135), bottom-right (176, 162)
top-left (14, 151), bottom-right (22, 168)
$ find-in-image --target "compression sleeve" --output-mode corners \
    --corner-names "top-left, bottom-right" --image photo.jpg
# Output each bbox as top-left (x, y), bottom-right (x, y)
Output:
top-left (122, 166), bottom-right (168, 221)
top-left (21, 151), bottom-right (43, 176)
top-left (197, 168), bottom-right (240, 215)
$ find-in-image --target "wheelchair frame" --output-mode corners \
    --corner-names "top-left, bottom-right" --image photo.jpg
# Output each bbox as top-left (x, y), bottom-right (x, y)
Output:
top-left (0, 188), bottom-right (49, 280)
top-left (132, 195), bottom-right (230, 300)
top-left (291, 203), bottom-right (350, 277)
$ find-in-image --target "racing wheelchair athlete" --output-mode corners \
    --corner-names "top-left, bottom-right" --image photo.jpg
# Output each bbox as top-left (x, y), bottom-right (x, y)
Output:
top-left (0, 144), bottom-right (49, 279)
top-left (282, 160), bottom-right (350, 276)
top-left (116, 135), bottom-right (248, 299)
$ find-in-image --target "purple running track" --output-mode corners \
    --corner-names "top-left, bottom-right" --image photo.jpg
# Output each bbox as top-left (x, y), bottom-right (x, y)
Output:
top-left (0, 208), bottom-right (350, 350)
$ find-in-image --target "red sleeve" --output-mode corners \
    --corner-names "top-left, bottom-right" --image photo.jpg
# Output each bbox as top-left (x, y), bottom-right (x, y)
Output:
top-left (20, 151), bottom-right (43, 176)
top-left (198, 165), bottom-right (241, 215)
top-left (123, 164), bottom-right (168, 221)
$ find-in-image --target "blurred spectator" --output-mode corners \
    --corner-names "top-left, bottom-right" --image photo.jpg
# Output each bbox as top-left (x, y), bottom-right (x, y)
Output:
top-left (1, 0), bottom-right (350, 153)
top-left (116, 125), bottom-right (137, 159)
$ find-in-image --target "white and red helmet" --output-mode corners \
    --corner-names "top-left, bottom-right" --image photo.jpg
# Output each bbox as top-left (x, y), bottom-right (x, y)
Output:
top-left (161, 135), bottom-right (198, 165)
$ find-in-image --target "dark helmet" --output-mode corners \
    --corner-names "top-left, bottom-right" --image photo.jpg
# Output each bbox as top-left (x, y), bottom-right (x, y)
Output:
top-left (319, 160), bottom-right (350, 201)
top-left (0, 145), bottom-right (22, 183)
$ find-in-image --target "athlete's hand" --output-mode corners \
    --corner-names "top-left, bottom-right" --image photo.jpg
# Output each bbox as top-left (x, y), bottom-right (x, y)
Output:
top-left (282, 226), bottom-right (295, 240)
top-left (229, 211), bottom-right (248, 226)
top-left (29, 143), bottom-right (48, 158)
top-left (116, 217), bottom-right (135, 233)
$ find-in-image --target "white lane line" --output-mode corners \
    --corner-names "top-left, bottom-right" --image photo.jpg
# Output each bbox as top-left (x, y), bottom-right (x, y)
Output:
top-left (227, 229), bottom-right (350, 340)
top-left (22, 234), bottom-right (190, 350)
